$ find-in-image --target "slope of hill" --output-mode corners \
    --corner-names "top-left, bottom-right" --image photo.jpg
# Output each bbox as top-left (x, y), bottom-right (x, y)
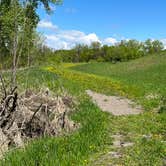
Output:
top-left (1, 54), bottom-right (165, 165)
top-left (71, 54), bottom-right (166, 110)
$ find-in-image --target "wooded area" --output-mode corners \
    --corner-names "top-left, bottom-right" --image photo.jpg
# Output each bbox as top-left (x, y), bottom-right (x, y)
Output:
top-left (52, 39), bottom-right (164, 63)
top-left (0, 0), bottom-right (61, 82)
top-left (0, 0), bottom-right (165, 71)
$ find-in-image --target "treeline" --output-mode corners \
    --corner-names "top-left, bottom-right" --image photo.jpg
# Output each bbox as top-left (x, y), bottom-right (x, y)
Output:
top-left (0, 1), bottom-right (165, 69)
top-left (52, 39), bottom-right (165, 63)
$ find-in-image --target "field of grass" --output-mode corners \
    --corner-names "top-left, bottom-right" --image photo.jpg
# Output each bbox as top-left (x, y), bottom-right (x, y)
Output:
top-left (71, 54), bottom-right (166, 110)
top-left (108, 112), bottom-right (166, 165)
top-left (1, 54), bottom-right (166, 165)
top-left (0, 68), bottom-right (111, 166)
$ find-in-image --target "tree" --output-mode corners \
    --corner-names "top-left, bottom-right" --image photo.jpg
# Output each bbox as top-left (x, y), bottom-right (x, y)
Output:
top-left (73, 44), bottom-right (83, 62)
top-left (90, 42), bottom-right (101, 59)
top-left (101, 45), bottom-right (109, 60)
top-left (0, 0), bottom-right (62, 88)
top-left (144, 39), bottom-right (164, 54)
top-left (1, 0), bottom-right (25, 88)
top-left (144, 39), bottom-right (154, 54)
top-left (152, 40), bottom-right (164, 53)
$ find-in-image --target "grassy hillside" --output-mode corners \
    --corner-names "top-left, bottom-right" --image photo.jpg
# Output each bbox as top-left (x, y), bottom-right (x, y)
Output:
top-left (1, 55), bottom-right (166, 165)
top-left (71, 55), bottom-right (166, 110)
top-left (0, 68), bottom-right (111, 166)
top-left (71, 55), bottom-right (166, 95)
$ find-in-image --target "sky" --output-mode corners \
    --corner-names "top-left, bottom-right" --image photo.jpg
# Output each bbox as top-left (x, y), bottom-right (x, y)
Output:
top-left (37, 0), bottom-right (166, 50)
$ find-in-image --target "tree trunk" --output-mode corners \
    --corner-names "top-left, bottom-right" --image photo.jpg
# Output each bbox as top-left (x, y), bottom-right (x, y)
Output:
top-left (11, 20), bottom-right (18, 90)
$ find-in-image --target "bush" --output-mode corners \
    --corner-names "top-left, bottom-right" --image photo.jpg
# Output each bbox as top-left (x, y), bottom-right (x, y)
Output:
top-left (96, 57), bottom-right (105, 62)
top-left (88, 59), bottom-right (97, 63)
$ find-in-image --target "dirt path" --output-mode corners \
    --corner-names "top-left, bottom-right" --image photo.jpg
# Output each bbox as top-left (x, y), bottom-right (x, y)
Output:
top-left (86, 90), bottom-right (142, 116)
top-left (88, 133), bottom-right (135, 166)
top-left (86, 90), bottom-right (143, 165)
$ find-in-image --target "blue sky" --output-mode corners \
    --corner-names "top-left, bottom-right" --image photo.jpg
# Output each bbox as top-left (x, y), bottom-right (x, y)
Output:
top-left (37, 0), bottom-right (166, 49)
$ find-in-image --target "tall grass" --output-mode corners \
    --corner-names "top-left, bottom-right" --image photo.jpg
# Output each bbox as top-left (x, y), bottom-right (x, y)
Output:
top-left (0, 68), bottom-right (111, 166)
top-left (71, 55), bottom-right (166, 110)
top-left (1, 54), bottom-right (166, 165)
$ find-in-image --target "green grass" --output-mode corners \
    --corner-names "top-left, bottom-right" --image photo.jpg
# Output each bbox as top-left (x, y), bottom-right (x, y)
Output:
top-left (87, 111), bottom-right (166, 166)
top-left (47, 66), bottom-right (142, 98)
top-left (49, 58), bottom-right (166, 165)
top-left (1, 99), bottom-right (111, 166)
top-left (1, 54), bottom-right (166, 165)
top-left (107, 111), bottom-right (166, 166)
top-left (71, 55), bottom-right (166, 110)
top-left (67, 54), bottom-right (166, 165)
top-left (0, 68), bottom-right (111, 166)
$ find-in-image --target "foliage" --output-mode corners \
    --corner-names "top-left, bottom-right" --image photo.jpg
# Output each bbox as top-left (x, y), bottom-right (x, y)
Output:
top-left (144, 39), bottom-right (164, 54)
top-left (1, 55), bottom-right (166, 165)
top-left (71, 54), bottom-right (166, 110)
top-left (46, 39), bottom-right (165, 64)
top-left (0, 0), bottom-right (62, 70)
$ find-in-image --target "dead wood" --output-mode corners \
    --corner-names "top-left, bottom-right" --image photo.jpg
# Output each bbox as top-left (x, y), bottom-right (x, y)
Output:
top-left (0, 76), bottom-right (77, 157)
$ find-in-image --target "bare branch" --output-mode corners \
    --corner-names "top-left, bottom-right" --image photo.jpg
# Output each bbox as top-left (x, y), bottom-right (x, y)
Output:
top-left (29, 104), bottom-right (43, 124)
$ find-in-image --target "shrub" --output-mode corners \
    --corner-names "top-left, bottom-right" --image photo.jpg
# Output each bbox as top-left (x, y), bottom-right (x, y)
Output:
top-left (96, 57), bottom-right (105, 62)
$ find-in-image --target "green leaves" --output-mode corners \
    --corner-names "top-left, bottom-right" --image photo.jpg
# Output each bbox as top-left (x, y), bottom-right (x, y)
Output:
top-left (0, 0), bottom-right (62, 69)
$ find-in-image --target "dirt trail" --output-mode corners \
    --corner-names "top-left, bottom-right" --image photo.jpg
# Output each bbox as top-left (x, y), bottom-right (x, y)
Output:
top-left (86, 90), bottom-right (142, 115)
top-left (88, 133), bottom-right (135, 166)
top-left (86, 90), bottom-right (143, 165)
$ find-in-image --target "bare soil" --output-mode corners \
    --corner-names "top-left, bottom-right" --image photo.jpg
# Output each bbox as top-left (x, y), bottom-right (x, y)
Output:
top-left (86, 90), bottom-right (143, 116)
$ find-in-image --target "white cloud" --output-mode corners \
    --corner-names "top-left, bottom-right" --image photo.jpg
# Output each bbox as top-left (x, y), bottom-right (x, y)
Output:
top-left (81, 33), bottom-right (101, 45)
top-left (57, 30), bottom-right (85, 41)
top-left (43, 28), bottom-right (102, 50)
top-left (160, 39), bottom-right (166, 49)
top-left (45, 35), bottom-right (59, 41)
top-left (45, 32), bottom-right (101, 50)
top-left (38, 20), bottom-right (119, 50)
top-left (103, 37), bottom-right (118, 45)
top-left (37, 20), bottom-right (166, 50)
top-left (38, 20), bottom-right (58, 29)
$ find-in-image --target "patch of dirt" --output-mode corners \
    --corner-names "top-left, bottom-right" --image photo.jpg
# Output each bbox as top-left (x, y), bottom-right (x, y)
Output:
top-left (86, 90), bottom-right (143, 115)
top-left (0, 89), bottom-right (77, 157)
top-left (88, 133), bottom-right (134, 166)
top-left (86, 90), bottom-right (142, 165)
